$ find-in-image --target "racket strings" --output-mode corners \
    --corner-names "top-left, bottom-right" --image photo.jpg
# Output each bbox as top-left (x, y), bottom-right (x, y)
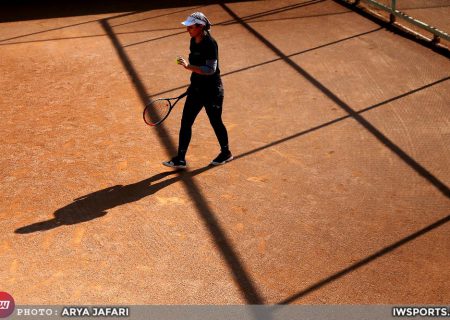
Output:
top-left (144, 99), bottom-right (171, 125)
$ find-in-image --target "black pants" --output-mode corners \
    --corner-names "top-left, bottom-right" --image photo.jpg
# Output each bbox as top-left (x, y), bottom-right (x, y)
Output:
top-left (178, 88), bottom-right (229, 158)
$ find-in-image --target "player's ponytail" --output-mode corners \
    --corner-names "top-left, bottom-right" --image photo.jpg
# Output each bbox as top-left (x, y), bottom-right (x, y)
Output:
top-left (203, 16), bottom-right (212, 36)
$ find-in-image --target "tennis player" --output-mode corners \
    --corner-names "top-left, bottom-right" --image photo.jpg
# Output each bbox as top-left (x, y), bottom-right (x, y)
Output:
top-left (163, 12), bottom-right (233, 169)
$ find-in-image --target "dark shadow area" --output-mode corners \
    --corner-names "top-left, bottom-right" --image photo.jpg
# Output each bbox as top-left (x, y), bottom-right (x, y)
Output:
top-left (220, 3), bottom-right (450, 199)
top-left (333, 0), bottom-right (450, 58)
top-left (277, 214), bottom-right (450, 304)
top-left (0, 0), bottom-right (249, 23)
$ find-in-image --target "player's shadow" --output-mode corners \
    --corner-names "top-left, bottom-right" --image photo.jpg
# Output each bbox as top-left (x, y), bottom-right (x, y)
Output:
top-left (15, 168), bottom-right (209, 234)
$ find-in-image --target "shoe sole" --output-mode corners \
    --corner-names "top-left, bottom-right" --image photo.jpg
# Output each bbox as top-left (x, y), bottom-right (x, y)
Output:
top-left (162, 162), bottom-right (187, 169)
top-left (211, 155), bottom-right (234, 166)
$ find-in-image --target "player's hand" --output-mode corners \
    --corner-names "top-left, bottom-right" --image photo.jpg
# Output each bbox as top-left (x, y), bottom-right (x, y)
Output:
top-left (176, 56), bottom-right (189, 68)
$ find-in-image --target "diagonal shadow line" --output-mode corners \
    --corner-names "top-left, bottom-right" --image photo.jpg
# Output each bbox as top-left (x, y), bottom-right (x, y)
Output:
top-left (14, 78), bottom-right (447, 231)
top-left (149, 27), bottom-right (383, 98)
top-left (110, 6), bottom-right (204, 28)
top-left (400, 5), bottom-right (450, 10)
top-left (222, 28), bottom-right (382, 76)
top-left (14, 76), bottom-right (446, 313)
top-left (0, 34), bottom-right (106, 46)
top-left (220, 3), bottom-right (450, 199)
top-left (100, 19), bottom-right (175, 153)
top-left (0, 27), bottom-right (187, 47)
top-left (277, 214), bottom-right (450, 304)
top-left (234, 10), bottom-right (351, 24)
top-left (124, 7), bottom-right (353, 49)
top-left (115, 26), bottom-right (183, 33)
top-left (0, 11), bottom-right (139, 43)
top-left (235, 76), bottom-right (450, 161)
top-left (145, 78), bottom-right (448, 175)
top-left (16, 68), bottom-right (443, 234)
top-left (83, 3), bottom-right (447, 307)
top-left (0, 4), bottom-right (208, 43)
top-left (217, 0), bottom-right (325, 26)
top-left (19, 76), bottom-right (445, 230)
top-left (0, 17), bottom-right (106, 43)
top-left (0, 10), bottom-right (355, 47)
top-left (100, 18), bottom-right (265, 305)
top-left (122, 30), bottom-right (186, 48)
top-left (123, 0), bottom-right (325, 48)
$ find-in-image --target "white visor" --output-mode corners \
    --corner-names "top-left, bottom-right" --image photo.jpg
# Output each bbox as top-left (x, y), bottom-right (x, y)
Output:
top-left (181, 16), bottom-right (206, 26)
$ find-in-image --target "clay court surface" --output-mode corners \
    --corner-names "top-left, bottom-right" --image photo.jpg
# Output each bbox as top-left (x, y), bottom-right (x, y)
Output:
top-left (1, 0), bottom-right (449, 305)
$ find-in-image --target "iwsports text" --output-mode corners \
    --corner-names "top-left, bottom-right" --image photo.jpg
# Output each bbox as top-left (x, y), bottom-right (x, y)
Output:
top-left (393, 307), bottom-right (450, 317)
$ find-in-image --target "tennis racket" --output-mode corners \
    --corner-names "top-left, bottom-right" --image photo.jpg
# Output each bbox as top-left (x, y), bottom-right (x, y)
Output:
top-left (143, 91), bottom-right (188, 126)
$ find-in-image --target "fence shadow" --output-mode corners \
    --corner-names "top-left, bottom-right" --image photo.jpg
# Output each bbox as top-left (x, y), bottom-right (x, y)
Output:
top-left (332, 0), bottom-right (450, 57)
top-left (16, 74), bottom-right (446, 234)
top-left (11, 0), bottom-right (449, 308)
top-left (220, 3), bottom-right (450, 199)
top-left (277, 214), bottom-right (450, 304)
